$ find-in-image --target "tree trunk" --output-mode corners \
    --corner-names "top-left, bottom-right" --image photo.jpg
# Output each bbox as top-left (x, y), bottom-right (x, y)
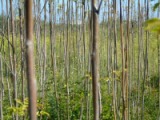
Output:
top-left (25, 0), bottom-right (37, 119)
top-left (10, 0), bottom-right (18, 119)
top-left (91, 0), bottom-right (100, 119)
top-left (120, 0), bottom-right (128, 120)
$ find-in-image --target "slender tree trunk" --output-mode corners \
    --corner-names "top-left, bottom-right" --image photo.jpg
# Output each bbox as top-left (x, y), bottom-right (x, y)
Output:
top-left (19, 1), bottom-right (25, 119)
top-left (49, 1), bottom-right (60, 119)
top-left (158, 1), bottom-right (160, 119)
top-left (127, 0), bottom-right (130, 119)
top-left (141, 1), bottom-right (149, 120)
top-left (65, 1), bottom-right (70, 119)
top-left (6, 2), bottom-right (13, 119)
top-left (25, 0), bottom-right (37, 119)
top-left (107, 0), bottom-right (112, 95)
top-left (87, 6), bottom-right (93, 120)
top-left (158, 34), bottom-right (160, 120)
top-left (91, 0), bottom-right (100, 119)
top-left (19, 0), bottom-right (25, 103)
top-left (0, 55), bottom-right (3, 120)
top-left (40, 1), bottom-right (47, 119)
top-left (120, 0), bottom-right (128, 120)
top-left (10, 0), bottom-right (18, 119)
top-left (137, 1), bottom-right (141, 119)
top-left (0, 1), bottom-right (4, 119)
top-left (113, 0), bottom-right (118, 119)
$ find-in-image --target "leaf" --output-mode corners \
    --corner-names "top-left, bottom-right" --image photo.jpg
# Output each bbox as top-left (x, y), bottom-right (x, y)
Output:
top-left (15, 99), bottom-right (23, 105)
top-left (153, 2), bottom-right (160, 11)
top-left (7, 107), bottom-right (16, 113)
top-left (40, 111), bottom-right (50, 117)
top-left (37, 111), bottom-right (40, 116)
top-left (113, 70), bottom-right (121, 77)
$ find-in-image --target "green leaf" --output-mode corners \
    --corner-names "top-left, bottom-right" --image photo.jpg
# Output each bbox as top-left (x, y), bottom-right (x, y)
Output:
top-left (40, 111), bottom-right (50, 117)
top-left (153, 2), bottom-right (160, 11)
top-left (7, 107), bottom-right (16, 113)
top-left (15, 99), bottom-right (23, 105)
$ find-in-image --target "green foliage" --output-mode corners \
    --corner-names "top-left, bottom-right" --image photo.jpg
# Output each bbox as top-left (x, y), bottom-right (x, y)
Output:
top-left (3, 98), bottom-right (28, 119)
top-left (150, 75), bottom-right (159, 89)
top-left (144, 92), bottom-right (159, 120)
top-left (37, 100), bottom-right (50, 119)
top-left (8, 98), bottom-right (28, 116)
top-left (145, 2), bottom-right (160, 33)
top-left (37, 111), bottom-right (50, 118)
top-left (101, 95), bottom-right (113, 120)
top-left (3, 98), bottom-right (50, 119)
top-left (153, 2), bottom-right (160, 11)
top-left (145, 18), bottom-right (160, 33)
top-left (1, 2), bottom-right (160, 118)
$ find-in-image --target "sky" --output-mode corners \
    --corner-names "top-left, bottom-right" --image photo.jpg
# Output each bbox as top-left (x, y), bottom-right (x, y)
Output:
top-left (0, 0), bottom-right (159, 22)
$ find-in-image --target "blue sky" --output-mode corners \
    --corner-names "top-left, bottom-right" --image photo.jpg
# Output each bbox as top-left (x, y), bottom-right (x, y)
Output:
top-left (0, 0), bottom-right (159, 21)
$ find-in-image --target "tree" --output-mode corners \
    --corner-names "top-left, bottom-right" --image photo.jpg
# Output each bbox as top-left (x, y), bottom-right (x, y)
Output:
top-left (120, 0), bottom-right (128, 119)
top-left (25, 0), bottom-right (37, 119)
top-left (10, 0), bottom-right (18, 119)
top-left (91, 0), bottom-right (100, 119)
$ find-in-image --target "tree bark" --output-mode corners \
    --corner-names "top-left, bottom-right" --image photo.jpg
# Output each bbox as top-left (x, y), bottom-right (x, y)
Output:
top-left (10, 0), bottom-right (18, 119)
top-left (25, 0), bottom-right (37, 120)
top-left (120, 0), bottom-right (128, 120)
top-left (91, 0), bottom-right (100, 119)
